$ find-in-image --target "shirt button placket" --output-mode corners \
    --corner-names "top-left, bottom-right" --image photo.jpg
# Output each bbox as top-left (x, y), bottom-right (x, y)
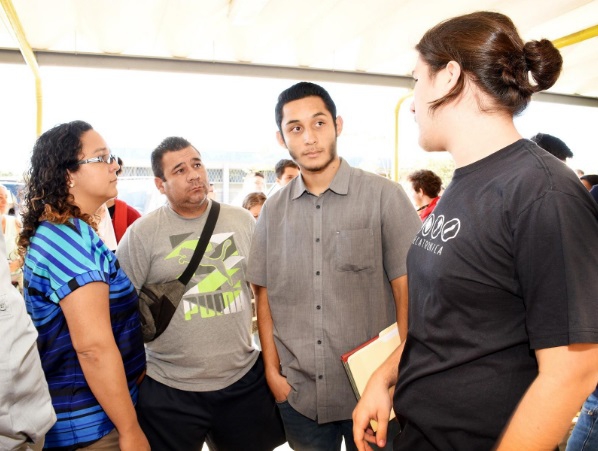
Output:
top-left (314, 199), bottom-right (326, 401)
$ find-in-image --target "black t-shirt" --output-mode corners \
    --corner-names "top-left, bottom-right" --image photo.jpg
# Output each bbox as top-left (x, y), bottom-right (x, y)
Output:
top-left (394, 139), bottom-right (598, 450)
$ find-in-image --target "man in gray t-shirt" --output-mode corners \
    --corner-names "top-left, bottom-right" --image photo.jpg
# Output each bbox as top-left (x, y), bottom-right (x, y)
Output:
top-left (116, 137), bottom-right (285, 451)
top-left (247, 82), bottom-right (421, 451)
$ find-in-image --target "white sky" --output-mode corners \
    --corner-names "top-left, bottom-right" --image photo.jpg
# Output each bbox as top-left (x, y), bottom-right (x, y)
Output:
top-left (2, 63), bottom-right (597, 177)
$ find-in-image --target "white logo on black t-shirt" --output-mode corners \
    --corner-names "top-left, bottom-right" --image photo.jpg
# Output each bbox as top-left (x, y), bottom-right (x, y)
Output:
top-left (415, 214), bottom-right (461, 255)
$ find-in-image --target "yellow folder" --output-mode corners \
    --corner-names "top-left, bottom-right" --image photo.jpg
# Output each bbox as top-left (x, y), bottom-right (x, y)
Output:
top-left (341, 322), bottom-right (401, 431)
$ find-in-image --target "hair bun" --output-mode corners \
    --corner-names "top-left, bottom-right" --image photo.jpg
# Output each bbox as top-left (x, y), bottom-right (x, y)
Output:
top-left (523, 39), bottom-right (563, 92)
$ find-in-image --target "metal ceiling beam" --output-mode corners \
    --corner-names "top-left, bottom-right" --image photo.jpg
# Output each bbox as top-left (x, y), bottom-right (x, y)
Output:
top-left (0, 48), bottom-right (420, 90)
top-left (0, 48), bottom-right (597, 108)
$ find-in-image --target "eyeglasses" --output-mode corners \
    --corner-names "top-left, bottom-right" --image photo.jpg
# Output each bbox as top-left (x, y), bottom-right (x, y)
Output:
top-left (77, 153), bottom-right (118, 166)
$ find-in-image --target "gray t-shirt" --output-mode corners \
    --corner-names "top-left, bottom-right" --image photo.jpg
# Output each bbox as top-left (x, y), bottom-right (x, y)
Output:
top-left (247, 158), bottom-right (422, 423)
top-left (117, 201), bottom-right (258, 392)
top-left (0, 230), bottom-right (55, 450)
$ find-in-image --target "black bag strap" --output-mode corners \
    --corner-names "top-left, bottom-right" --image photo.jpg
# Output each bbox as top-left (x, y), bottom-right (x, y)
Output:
top-left (178, 201), bottom-right (220, 285)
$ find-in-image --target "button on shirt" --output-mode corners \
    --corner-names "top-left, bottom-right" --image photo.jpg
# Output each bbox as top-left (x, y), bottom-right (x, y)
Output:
top-left (247, 158), bottom-right (421, 423)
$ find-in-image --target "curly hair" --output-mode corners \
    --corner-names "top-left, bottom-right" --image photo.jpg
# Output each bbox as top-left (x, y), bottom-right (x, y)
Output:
top-left (18, 120), bottom-right (96, 257)
top-left (407, 169), bottom-right (443, 198)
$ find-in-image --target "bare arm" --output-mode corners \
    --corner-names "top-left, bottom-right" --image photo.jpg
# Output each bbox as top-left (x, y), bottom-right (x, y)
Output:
top-left (61, 282), bottom-right (149, 451)
top-left (496, 343), bottom-right (598, 450)
top-left (353, 341), bottom-right (405, 451)
top-left (251, 283), bottom-right (291, 401)
top-left (390, 275), bottom-right (409, 343)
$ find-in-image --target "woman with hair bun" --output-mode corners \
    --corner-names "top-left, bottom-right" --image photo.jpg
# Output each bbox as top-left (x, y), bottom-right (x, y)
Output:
top-left (353, 11), bottom-right (598, 451)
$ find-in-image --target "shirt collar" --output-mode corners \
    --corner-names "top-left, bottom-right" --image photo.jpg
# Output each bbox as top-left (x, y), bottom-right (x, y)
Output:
top-left (291, 158), bottom-right (350, 199)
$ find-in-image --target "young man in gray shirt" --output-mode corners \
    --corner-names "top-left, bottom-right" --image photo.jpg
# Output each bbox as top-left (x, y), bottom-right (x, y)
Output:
top-left (247, 82), bottom-right (421, 450)
top-left (116, 137), bottom-right (285, 451)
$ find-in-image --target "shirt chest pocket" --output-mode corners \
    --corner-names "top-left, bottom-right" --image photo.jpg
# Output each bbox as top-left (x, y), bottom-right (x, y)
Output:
top-left (334, 228), bottom-right (375, 272)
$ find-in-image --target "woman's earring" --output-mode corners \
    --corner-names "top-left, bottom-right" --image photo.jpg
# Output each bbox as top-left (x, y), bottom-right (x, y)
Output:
top-left (69, 181), bottom-right (75, 188)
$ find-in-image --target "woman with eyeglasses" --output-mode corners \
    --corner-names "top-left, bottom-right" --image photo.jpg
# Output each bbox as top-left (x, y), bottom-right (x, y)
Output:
top-left (18, 121), bottom-right (149, 451)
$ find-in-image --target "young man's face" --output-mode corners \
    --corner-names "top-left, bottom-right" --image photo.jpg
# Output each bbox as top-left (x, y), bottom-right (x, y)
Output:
top-left (276, 96), bottom-right (343, 174)
top-left (277, 166), bottom-right (300, 186)
top-left (155, 146), bottom-right (210, 217)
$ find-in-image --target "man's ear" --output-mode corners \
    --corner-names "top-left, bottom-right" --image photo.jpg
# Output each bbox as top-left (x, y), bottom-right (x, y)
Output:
top-left (276, 131), bottom-right (287, 148)
top-left (335, 116), bottom-right (344, 137)
top-left (155, 176), bottom-right (165, 194)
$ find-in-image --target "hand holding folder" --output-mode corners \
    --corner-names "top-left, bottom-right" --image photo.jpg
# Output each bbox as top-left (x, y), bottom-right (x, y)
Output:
top-left (341, 322), bottom-right (401, 431)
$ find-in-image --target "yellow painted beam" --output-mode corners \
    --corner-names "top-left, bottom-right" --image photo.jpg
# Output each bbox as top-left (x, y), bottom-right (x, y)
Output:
top-left (553, 25), bottom-right (598, 49)
top-left (0, 0), bottom-right (42, 136)
top-left (393, 92), bottom-right (413, 181)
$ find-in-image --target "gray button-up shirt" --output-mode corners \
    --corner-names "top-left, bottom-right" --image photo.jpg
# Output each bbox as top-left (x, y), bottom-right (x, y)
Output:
top-left (247, 158), bottom-right (421, 423)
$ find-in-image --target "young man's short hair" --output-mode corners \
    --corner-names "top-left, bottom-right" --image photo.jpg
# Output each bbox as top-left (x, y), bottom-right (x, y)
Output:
top-left (275, 82), bottom-right (337, 134)
top-left (274, 159), bottom-right (300, 179)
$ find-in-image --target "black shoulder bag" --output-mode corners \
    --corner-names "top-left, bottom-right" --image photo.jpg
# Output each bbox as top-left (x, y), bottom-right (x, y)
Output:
top-left (138, 201), bottom-right (220, 342)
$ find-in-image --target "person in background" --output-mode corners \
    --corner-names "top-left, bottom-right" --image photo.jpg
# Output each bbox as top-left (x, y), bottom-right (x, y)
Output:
top-left (567, 387), bottom-right (598, 450)
top-left (248, 81), bottom-right (421, 451)
top-left (268, 159), bottom-right (301, 197)
top-left (252, 171), bottom-right (267, 192)
top-left (116, 136), bottom-right (285, 451)
top-left (531, 132), bottom-right (573, 163)
top-left (0, 227), bottom-right (56, 451)
top-left (207, 182), bottom-right (217, 200)
top-left (567, 187), bottom-right (598, 451)
top-left (275, 159), bottom-right (300, 187)
top-left (0, 184), bottom-right (23, 287)
top-left (242, 191), bottom-right (267, 220)
top-left (353, 11), bottom-right (598, 451)
top-left (18, 120), bottom-right (149, 451)
top-left (580, 174), bottom-right (598, 191)
top-left (575, 168), bottom-right (585, 178)
top-left (406, 169), bottom-right (442, 220)
top-left (233, 170), bottom-right (267, 205)
top-left (96, 202), bottom-right (118, 251)
top-left (106, 157), bottom-right (142, 244)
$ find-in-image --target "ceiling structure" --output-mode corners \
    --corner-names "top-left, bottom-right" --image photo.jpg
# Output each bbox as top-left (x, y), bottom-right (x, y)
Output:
top-left (1, 0), bottom-right (597, 102)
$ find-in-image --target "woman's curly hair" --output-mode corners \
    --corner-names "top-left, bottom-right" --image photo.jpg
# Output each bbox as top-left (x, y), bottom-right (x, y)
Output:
top-left (18, 120), bottom-right (97, 258)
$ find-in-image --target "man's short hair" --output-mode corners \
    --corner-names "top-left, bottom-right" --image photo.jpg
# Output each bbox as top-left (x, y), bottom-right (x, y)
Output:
top-left (531, 133), bottom-right (573, 162)
top-left (275, 82), bottom-right (337, 134)
top-left (274, 159), bottom-right (299, 179)
top-left (151, 136), bottom-right (198, 180)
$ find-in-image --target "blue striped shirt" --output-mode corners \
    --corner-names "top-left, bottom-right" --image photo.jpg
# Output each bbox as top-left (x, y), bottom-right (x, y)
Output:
top-left (24, 219), bottom-right (145, 450)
